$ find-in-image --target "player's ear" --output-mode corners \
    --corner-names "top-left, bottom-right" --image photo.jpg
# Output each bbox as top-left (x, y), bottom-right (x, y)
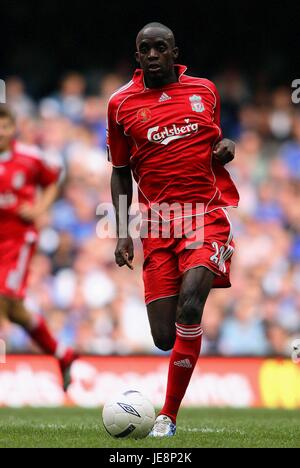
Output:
top-left (173, 47), bottom-right (179, 61)
top-left (135, 51), bottom-right (141, 65)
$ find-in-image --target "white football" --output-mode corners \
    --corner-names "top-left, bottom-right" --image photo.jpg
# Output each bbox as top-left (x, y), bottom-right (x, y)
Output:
top-left (103, 390), bottom-right (156, 439)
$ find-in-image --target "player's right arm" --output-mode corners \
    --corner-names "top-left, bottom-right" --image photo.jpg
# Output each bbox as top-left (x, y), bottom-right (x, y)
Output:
top-left (108, 96), bottom-right (134, 270)
top-left (111, 167), bottom-right (134, 270)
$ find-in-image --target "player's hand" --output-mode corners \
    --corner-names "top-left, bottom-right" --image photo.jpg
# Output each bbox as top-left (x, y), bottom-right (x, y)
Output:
top-left (115, 237), bottom-right (134, 270)
top-left (213, 139), bottom-right (235, 166)
top-left (18, 203), bottom-right (41, 222)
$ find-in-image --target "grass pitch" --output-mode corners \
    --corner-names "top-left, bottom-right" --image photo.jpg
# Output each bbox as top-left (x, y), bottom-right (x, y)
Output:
top-left (0, 408), bottom-right (299, 448)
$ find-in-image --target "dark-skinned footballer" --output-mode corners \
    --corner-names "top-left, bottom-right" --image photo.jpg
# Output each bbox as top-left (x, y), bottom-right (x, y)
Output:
top-left (108, 23), bottom-right (240, 437)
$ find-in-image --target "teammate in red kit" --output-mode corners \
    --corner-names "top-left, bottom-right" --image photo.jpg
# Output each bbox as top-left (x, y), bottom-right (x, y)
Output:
top-left (108, 23), bottom-right (240, 436)
top-left (0, 107), bottom-right (77, 389)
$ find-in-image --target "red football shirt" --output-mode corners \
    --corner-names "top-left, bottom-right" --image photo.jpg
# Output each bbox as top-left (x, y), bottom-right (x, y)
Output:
top-left (0, 141), bottom-right (60, 239)
top-left (107, 64), bottom-right (240, 220)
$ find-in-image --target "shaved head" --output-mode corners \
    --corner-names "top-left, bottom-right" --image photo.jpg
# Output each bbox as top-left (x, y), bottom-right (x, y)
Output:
top-left (137, 22), bottom-right (176, 48)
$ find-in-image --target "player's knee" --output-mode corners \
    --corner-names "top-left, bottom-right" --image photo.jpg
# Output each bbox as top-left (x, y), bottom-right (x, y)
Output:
top-left (0, 296), bottom-right (12, 319)
top-left (7, 307), bottom-right (22, 325)
top-left (178, 291), bottom-right (205, 325)
top-left (155, 339), bottom-right (174, 352)
top-left (7, 300), bottom-right (31, 328)
top-left (153, 333), bottom-right (175, 352)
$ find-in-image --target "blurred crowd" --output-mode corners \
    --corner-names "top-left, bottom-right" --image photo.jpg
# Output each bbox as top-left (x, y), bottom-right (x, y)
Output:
top-left (1, 69), bottom-right (300, 357)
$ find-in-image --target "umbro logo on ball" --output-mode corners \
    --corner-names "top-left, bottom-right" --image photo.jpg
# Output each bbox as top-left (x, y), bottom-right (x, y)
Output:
top-left (117, 402), bottom-right (141, 418)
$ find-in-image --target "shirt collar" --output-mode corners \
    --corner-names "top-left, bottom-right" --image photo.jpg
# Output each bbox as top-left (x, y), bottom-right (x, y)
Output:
top-left (0, 150), bottom-right (12, 162)
top-left (0, 141), bottom-right (15, 162)
top-left (133, 64), bottom-right (188, 89)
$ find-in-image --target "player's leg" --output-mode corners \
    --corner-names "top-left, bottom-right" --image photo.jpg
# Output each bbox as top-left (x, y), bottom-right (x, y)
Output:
top-left (1, 236), bottom-right (78, 388)
top-left (1, 292), bottom-right (61, 357)
top-left (8, 298), bottom-right (59, 354)
top-left (153, 210), bottom-right (235, 434)
top-left (8, 299), bottom-right (77, 374)
top-left (151, 267), bottom-right (215, 436)
top-left (147, 296), bottom-right (178, 352)
top-left (142, 238), bottom-right (181, 352)
top-left (176, 266), bottom-right (215, 325)
top-left (3, 237), bottom-right (57, 354)
top-left (0, 296), bottom-right (11, 321)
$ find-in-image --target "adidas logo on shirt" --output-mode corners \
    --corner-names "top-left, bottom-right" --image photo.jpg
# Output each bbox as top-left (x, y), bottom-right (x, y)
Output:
top-left (159, 93), bottom-right (172, 103)
top-left (174, 359), bottom-right (193, 369)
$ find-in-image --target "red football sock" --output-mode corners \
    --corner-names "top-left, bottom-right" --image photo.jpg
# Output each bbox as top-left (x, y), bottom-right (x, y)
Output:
top-left (160, 323), bottom-right (203, 424)
top-left (28, 317), bottom-right (58, 355)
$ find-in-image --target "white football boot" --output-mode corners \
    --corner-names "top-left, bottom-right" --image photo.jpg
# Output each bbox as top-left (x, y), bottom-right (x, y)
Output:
top-left (149, 415), bottom-right (177, 438)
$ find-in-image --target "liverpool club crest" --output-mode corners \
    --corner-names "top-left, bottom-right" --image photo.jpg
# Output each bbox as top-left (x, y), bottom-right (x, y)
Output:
top-left (189, 95), bottom-right (205, 113)
top-left (12, 171), bottom-right (25, 190)
top-left (137, 108), bottom-right (152, 122)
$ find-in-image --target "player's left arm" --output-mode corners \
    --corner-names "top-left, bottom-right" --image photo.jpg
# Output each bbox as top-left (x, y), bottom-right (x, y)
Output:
top-left (19, 152), bottom-right (62, 222)
top-left (18, 182), bottom-right (59, 222)
top-left (211, 83), bottom-right (236, 166)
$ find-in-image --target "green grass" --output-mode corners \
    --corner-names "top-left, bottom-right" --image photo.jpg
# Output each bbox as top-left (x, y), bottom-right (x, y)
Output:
top-left (0, 408), bottom-right (299, 448)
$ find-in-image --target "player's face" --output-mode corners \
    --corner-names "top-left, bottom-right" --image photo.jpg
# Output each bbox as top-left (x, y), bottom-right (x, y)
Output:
top-left (0, 117), bottom-right (15, 152)
top-left (136, 34), bottom-right (179, 82)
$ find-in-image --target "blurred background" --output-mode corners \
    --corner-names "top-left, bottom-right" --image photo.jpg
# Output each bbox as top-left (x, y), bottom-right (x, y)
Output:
top-left (1, 1), bottom-right (300, 357)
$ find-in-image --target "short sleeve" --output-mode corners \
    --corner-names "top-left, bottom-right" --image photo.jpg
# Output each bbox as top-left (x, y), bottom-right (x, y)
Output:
top-left (36, 152), bottom-right (61, 187)
top-left (107, 98), bottom-right (131, 168)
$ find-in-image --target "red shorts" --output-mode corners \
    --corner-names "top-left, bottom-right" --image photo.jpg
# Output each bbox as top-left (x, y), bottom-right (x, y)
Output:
top-left (141, 208), bottom-right (235, 305)
top-left (0, 231), bottom-right (37, 300)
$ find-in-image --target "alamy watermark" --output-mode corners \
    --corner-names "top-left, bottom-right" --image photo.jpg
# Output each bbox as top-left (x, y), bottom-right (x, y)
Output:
top-left (0, 80), bottom-right (6, 104)
top-left (0, 339), bottom-right (6, 364)
top-left (291, 79), bottom-right (300, 104)
top-left (96, 199), bottom-right (206, 249)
